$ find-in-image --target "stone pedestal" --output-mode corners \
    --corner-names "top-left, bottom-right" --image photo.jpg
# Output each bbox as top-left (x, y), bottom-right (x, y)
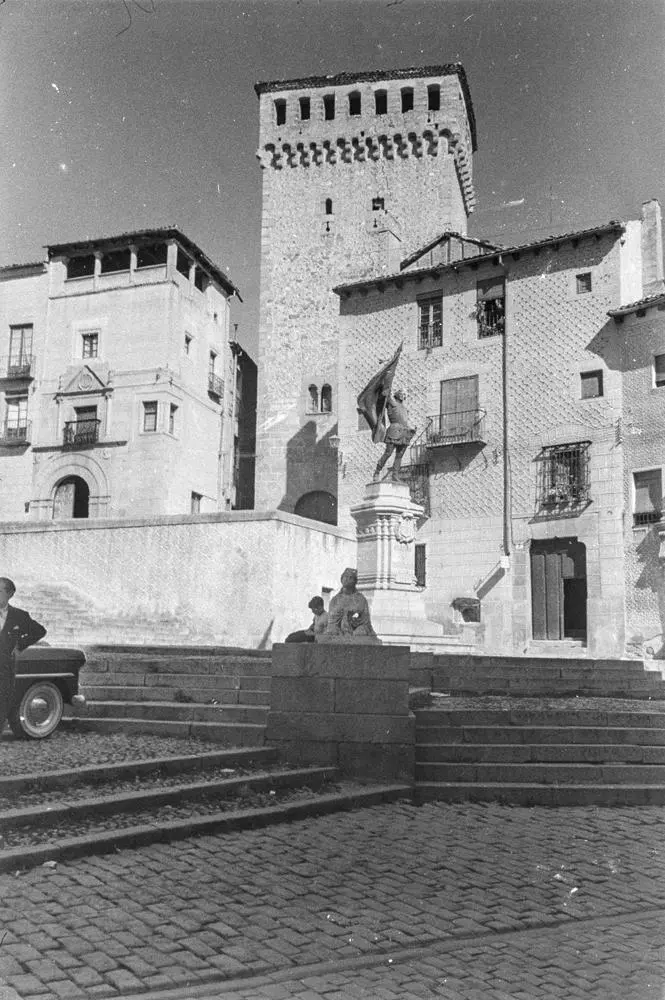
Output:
top-left (350, 480), bottom-right (450, 650)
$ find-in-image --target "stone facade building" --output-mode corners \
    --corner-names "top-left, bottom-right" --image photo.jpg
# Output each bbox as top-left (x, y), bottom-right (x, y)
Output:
top-left (254, 62), bottom-right (665, 658)
top-left (0, 228), bottom-right (256, 520)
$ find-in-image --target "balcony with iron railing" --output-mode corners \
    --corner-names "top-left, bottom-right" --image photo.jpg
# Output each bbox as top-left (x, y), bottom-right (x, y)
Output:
top-left (425, 409), bottom-right (486, 447)
top-left (63, 419), bottom-right (100, 448)
top-left (418, 322), bottom-right (443, 350)
top-left (208, 373), bottom-right (224, 400)
top-left (0, 355), bottom-right (34, 380)
top-left (0, 421), bottom-right (31, 445)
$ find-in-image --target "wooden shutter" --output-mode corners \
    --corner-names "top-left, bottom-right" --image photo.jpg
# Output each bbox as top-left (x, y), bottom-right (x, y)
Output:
top-left (634, 469), bottom-right (662, 513)
top-left (440, 375), bottom-right (478, 415)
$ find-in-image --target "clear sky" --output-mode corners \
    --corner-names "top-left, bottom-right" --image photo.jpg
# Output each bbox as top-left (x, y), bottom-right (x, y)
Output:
top-left (2, 0), bottom-right (663, 357)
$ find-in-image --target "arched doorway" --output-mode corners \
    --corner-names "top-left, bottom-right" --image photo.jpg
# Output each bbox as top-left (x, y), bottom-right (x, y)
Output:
top-left (53, 476), bottom-right (90, 519)
top-left (294, 490), bottom-right (337, 526)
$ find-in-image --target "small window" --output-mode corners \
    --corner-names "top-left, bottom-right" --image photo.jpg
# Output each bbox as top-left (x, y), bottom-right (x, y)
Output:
top-left (576, 272), bottom-right (592, 294)
top-left (308, 384), bottom-right (319, 412)
top-left (81, 332), bottom-right (99, 359)
top-left (169, 404), bottom-right (178, 435)
top-left (323, 94), bottom-right (335, 120)
top-left (184, 334), bottom-right (192, 355)
top-left (325, 198), bottom-right (333, 216)
top-left (427, 84), bottom-right (440, 112)
top-left (415, 544), bottom-right (426, 587)
top-left (401, 87), bottom-right (414, 112)
top-left (176, 249), bottom-right (191, 278)
top-left (375, 89), bottom-right (387, 115)
top-left (654, 354), bottom-right (665, 387)
top-left (194, 268), bottom-right (208, 293)
top-left (476, 278), bottom-right (505, 338)
top-left (581, 370), bottom-right (603, 399)
top-left (143, 401), bottom-right (158, 433)
top-left (191, 491), bottom-right (202, 514)
top-left (372, 197), bottom-right (385, 211)
top-left (100, 249), bottom-right (130, 273)
top-left (136, 243), bottom-right (167, 268)
top-left (66, 255), bottom-right (95, 279)
top-left (275, 99), bottom-right (286, 125)
top-left (299, 96), bottom-right (310, 121)
top-left (8, 324), bottom-right (33, 372)
top-left (418, 295), bottom-right (443, 349)
top-left (320, 384), bottom-right (332, 413)
top-left (348, 91), bottom-right (361, 116)
top-left (634, 469), bottom-right (663, 526)
top-left (209, 351), bottom-right (217, 374)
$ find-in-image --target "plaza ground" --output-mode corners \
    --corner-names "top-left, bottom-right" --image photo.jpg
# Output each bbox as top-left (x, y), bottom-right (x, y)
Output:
top-left (0, 798), bottom-right (663, 999)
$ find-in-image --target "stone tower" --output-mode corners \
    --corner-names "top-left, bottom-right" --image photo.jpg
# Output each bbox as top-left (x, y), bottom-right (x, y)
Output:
top-left (254, 65), bottom-right (477, 519)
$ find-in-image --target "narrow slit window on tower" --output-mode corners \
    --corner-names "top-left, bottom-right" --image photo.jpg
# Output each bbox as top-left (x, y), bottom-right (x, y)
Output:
top-left (299, 96), bottom-right (310, 121)
top-left (427, 84), bottom-right (441, 112)
top-left (372, 197), bottom-right (385, 211)
top-left (325, 198), bottom-right (333, 216)
top-left (348, 91), bottom-right (361, 116)
top-left (374, 89), bottom-right (387, 115)
top-left (275, 99), bottom-right (286, 125)
top-left (401, 87), bottom-right (414, 112)
top-left (323, 94), bottom-right (335, 120)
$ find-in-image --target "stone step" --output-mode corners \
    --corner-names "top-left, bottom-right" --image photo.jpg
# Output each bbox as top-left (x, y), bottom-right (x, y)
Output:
top-left (84, 657), bottom-right (273, 677)
top-left (414, 782), bottom-right (665, 806)
top-left (81, 685), bottom-right (270, 706)
top-left (416, 725), bottom-right (665, 745)
top-left (415, 761), bottom-right (665, 784)
top-left (81, 670), bottom-right (271, 690)
top-left (416, 742), bottom-right (665, 764)
top-left (64, 717), bottom-right (266, 746)
top-left (79, 700), bottom-right (268, 724)
top-left (432, 684), bottom-right (665, 699)
top-left (415, 709), bottom-right (665, 728)
top-left (432, 663), bottom-right (650, 678)
top-left (432, 656), bottom-right (643, 671)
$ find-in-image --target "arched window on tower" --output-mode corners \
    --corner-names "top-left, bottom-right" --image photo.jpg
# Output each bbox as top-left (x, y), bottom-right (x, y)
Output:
top-left (320, 384), bottom-right (332, 413)
top-left (307, 385), bottom-right (319, 412)
top-left (325, 198), bottom-right (333, 216)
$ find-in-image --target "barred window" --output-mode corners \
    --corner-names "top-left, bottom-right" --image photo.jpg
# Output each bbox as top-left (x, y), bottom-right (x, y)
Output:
top-left (418, 295), bottom-right (442, 349)
top-left (538, 442), bottom-right (590, 509)
top-left (633, 469), bottom-right (662, 526)
top-left (576, 272), bottom-right (592, 294)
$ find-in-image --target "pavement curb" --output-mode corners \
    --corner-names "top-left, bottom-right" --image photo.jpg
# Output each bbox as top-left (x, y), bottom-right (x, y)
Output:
top-left (0, 784), bottom-right (412, 872)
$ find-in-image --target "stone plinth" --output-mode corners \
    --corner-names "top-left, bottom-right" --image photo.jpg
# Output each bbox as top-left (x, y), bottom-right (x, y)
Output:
top-left (350, 480), bottom-right (449, 650)
top-left (265, 642), bottom-right (414, 782)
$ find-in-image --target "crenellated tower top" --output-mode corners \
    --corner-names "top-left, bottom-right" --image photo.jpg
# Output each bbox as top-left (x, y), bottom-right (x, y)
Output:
top-left (255, 63), bottom-right (477, 215)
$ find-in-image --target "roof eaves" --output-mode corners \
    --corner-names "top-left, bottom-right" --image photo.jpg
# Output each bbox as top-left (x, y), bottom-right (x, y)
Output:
top-left (608, 291), bottom-right (665, 318)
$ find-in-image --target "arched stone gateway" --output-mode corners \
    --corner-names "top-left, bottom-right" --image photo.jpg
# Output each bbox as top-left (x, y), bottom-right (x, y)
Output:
top-left (294, 490), bottom-right (337, 526)
top-left (30, 453), bottom-right (110, 520)
top-left (53, 476), bottom-right (89, 519)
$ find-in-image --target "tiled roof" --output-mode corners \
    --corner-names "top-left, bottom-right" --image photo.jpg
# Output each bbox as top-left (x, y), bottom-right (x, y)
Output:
top-left (46, 227), bottom-right (241, 299)
top-left (400, 231), bottom-right (503, 271)
top-left (608, 291), bottom-right (665, 317)
top-left (255, 64), bottom-right (477, 151)
top-left (333, 221), bottom-right (625, 295)
top-left (0, 261), bottom-right (46, 275)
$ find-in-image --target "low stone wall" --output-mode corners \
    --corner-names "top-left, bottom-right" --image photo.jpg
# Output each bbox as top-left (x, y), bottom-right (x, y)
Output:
top-left (266, 643), bottom-right (415, 782)
top-left (0, 511), bottom-right (355, 649)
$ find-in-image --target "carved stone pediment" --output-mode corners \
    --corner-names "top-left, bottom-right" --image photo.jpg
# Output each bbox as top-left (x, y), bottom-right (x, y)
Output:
top-left (58, 364), bottom-right (111, 396)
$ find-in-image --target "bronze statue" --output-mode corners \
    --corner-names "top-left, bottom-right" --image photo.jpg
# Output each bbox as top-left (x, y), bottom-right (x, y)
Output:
top-left (324, 568), bottom-right (377, 639)
top-left (357, 343), bottom-right (415, 483)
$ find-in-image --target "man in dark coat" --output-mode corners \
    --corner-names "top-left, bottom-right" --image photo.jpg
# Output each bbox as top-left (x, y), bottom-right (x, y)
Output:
top-left (0, 577), bottom-right (47, 732)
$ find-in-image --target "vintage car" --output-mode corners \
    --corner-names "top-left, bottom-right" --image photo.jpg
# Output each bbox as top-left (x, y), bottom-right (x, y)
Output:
top-left (9, 644), bottom-right (86, 739)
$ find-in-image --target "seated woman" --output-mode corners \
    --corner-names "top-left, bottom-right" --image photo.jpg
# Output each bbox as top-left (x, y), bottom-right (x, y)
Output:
top-left (325, 568), bottom-right (377, 638)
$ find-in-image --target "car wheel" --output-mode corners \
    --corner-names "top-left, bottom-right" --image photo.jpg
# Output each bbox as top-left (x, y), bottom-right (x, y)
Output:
top-left (8, 682), bottom-right (64, 739)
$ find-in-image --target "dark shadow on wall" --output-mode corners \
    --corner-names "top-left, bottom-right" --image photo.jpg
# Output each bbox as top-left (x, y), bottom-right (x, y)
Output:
top-left (280, 420), bottom-right (339, 525)
top-left (585, 318), bottom-right (626, 371)
top-left (633, 527), bottom-right (665, 657)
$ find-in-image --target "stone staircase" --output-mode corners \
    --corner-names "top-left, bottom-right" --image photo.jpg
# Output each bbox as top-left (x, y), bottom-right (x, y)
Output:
top-left (414, 654), bottom-right (665, 805)
top-left (71, 646), bottom-right (272, 745)
top-left (12, 580), bottom-right (219, 646)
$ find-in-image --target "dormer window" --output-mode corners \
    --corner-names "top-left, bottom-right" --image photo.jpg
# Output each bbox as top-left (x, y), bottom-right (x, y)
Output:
top-left (100, 248), bottom-right (130, 273)
top-left (275, 99), bottom-right (286, 126)
top-left (401, 87), bottom-right (414, 112)
top-left (348, 91), bottom-right (361, 116)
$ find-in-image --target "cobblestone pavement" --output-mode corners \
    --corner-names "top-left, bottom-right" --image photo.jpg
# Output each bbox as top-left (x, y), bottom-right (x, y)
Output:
top-left (0, 801), bottom-right (663, 999)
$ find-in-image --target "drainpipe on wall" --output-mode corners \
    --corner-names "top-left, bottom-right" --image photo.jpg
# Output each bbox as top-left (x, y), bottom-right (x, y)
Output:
top-left (500, 257), bottom-right (513, 558)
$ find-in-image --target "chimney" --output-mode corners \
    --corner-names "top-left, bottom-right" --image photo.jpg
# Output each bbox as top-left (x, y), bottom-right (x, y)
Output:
top-left (641, 199), bottom-right (664, 296)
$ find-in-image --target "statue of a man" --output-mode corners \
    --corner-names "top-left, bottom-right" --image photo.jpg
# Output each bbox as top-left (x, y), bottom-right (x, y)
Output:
top-left (324, 568), bottom-right (377, 639)
top-left (373, 385), bottom-right (415, 482)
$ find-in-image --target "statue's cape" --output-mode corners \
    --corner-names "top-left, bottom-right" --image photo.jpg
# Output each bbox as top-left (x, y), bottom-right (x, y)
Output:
top-left (356, 343), bottom-right (403, 444)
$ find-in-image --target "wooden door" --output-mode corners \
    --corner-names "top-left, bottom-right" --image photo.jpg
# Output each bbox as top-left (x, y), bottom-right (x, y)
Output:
top-left (531, 539), bottom-right (587, 641)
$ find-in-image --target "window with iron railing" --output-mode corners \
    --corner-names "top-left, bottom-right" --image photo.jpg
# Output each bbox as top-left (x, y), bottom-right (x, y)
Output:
top-left (537, 442), bottom-right (591, 509)
top-left (418, 295), bottom-right (443, 349)
top-left (63, 418), bottom-right (100, 447)
top-left (8, 325), bottom-right (33, 376)
top-left (2, 395), bottom-right (30, 443)
top-left (476, 278), bottom-right (505, 338)
top-left (633, 469), bottom-right (662, 526)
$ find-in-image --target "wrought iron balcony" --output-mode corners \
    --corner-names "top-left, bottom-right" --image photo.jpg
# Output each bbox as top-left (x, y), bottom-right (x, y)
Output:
top-left (0, 421), bottom-right (31, 445)
top-left (0, 355), bottom-right (34, 379)
top-left (418, 322), bottom-right (443, 350)
top-left (208, 373), bottom-right (224, 400)
top-left (426, 409), bottom-right (486, 447)
top-left (63, 419), bottom-right (100, 448)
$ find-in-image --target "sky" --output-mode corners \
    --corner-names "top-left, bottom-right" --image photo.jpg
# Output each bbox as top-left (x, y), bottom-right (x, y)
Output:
top-left (1, 0), bottom-right (664, 357)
